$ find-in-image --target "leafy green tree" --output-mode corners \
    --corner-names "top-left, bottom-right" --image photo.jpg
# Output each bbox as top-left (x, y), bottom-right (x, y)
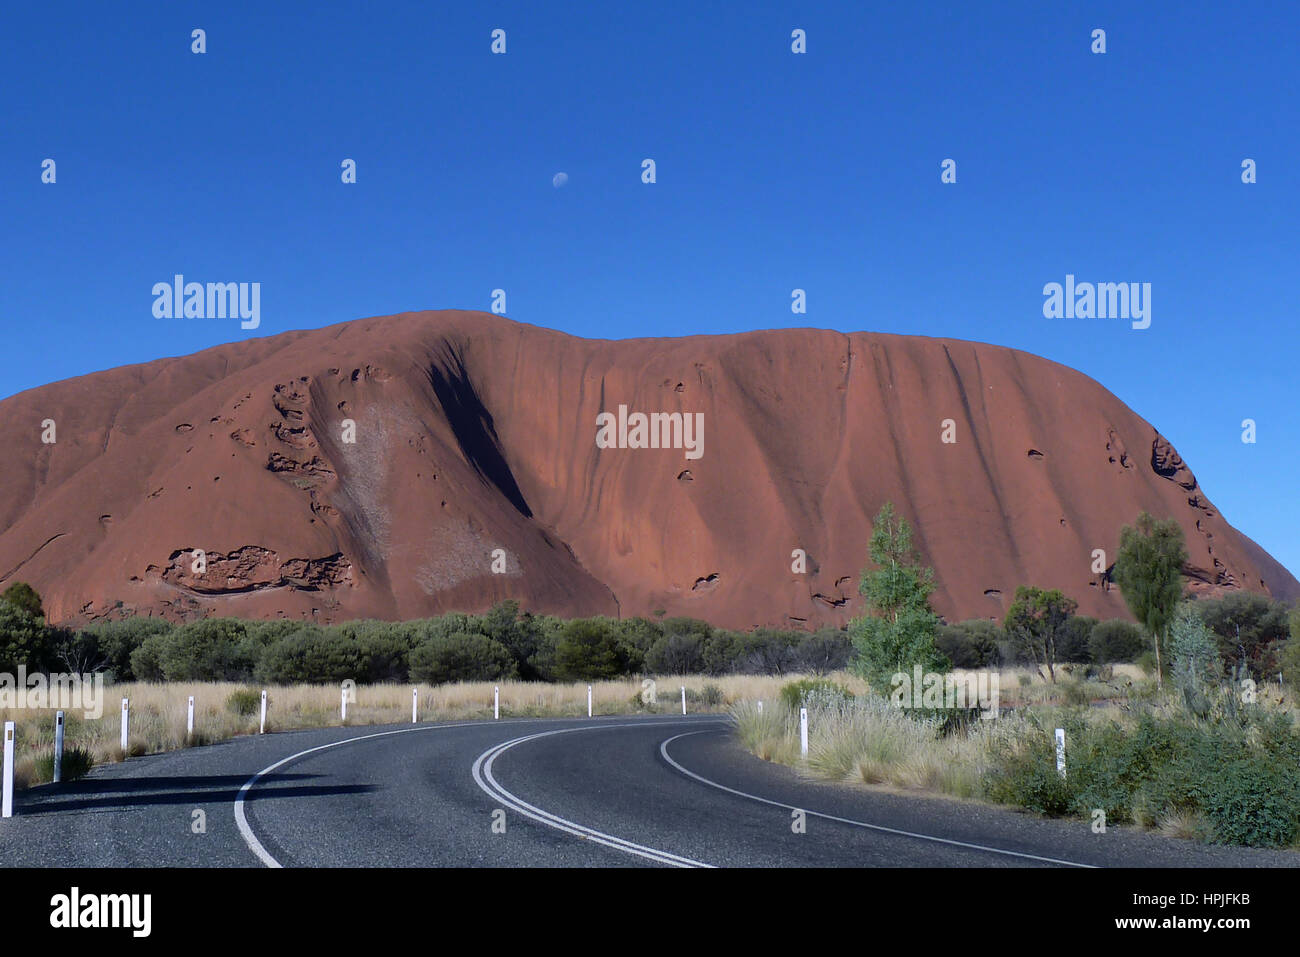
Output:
top-left (848, 503), bottom-right (948, 693)
top-left (553, 618), bottom-right (628, 680)
top-left (1, 582), bottom-right (44, 620)
top-left (1193, 593), bottom-right (1289, 674)
top-left (1003, 586), bottom-right (1078, 683)
top-left (1113, 511), bottom-right (1188, 690)
top-left (0, 603), bottom-right (53, 672)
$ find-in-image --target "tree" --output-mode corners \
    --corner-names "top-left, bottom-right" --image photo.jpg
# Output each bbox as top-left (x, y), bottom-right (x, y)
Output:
top-left (1169, 602), bottom-right (1220, 712)
top-left (848, 503), bottom-right (948, 693)
top-left (1193, 593), bottom-right (1289, 674)
top-left (1, 582), bottom-right (44, 620)
top-left (1113, 511), bottom-right (1188, 690)
top-left (1003, 586), bottom-right (1078, 684)
top-left (0, 603), bottom-right (53, 672)
top-left (553, 619), bottom-right (627, 680)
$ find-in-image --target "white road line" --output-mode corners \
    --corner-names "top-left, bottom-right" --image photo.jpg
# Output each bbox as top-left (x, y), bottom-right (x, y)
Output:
top-left (234, 722), bottom-right (481, 868)
top-left (659, 730), bottom-right (1097, 868)
top-left (471, 723), bottom-right (715, 868)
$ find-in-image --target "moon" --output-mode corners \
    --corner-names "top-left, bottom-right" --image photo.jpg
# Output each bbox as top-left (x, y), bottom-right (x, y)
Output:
top-left (552, 172), bottom-right (568, 188)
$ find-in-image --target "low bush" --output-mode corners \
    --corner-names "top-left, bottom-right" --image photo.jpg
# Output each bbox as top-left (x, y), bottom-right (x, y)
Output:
top-left (409, 632), bottom-right (517, 685)
top-left (226, 688), bottom-right (262, 717)
top-left (1089, 619), bottom-right (1147, 663)
top-left (779, 677), bottom-right (852, 711)
top-left (34, 746), bottom-right (94, 784)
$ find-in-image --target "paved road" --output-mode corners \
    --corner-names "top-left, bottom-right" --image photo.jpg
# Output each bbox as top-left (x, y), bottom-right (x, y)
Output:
top-left (1, 714), bottom-right (1295, 867)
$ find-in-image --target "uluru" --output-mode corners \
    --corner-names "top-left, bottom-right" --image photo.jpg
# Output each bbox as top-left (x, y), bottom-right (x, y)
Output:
top-left (0, 310), bottom-right (1294, 629)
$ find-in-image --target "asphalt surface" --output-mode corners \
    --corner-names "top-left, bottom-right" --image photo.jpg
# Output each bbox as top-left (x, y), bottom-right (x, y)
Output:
top-left (1, 714), bottom-right (1296, 867)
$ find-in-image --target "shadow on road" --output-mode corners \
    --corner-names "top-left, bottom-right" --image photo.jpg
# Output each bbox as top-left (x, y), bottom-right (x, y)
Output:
top-left (17, 773), bottom-right (378, 815)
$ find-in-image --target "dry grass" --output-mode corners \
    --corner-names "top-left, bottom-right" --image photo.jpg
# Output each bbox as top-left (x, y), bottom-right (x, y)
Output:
top-left (0, 673), bottom-right (802, 790)
top-left (737, 691), bottom-right (1002, 799)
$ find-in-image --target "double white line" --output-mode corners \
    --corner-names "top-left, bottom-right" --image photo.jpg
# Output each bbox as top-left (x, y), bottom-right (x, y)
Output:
top-left (472, 724), bottom-right (714, 868)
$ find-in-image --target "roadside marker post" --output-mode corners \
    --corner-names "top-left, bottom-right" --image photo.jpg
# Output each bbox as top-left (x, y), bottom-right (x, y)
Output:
top-left (259, 690), bottom-right (267, 734)
top-left (2, 722), bottom-right (13, 818)
top-left (341, 686), bottom-right (348, 724)
top-left (120, 698), bottom-right (129, 752)
top-left (412, 688), bottom-right (418, 724)
top-left (800, 707), bottom-right (809, 756)
top-left (1055, 728), bottom-right (1066, 778)
top-left (494, 686), bottom-right (499, 720)
top-left (186, 696), bottom-right (195, 738)
top-left (681, 686), bottom-right (686, 715)
top-left (53, 711), bottom-right (65, 784)
top-left (757, 700), bottom-right (763, 714)
top-left (587, 685), bottom-right (593, 718)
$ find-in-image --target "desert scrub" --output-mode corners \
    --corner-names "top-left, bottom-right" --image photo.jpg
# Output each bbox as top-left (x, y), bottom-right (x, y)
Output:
top-left (731, 699), bottom-right (799, 764)
top-left (779, 677), bottom-right (852, 711)
top-left (983, 706), bottom-right (1300, 847)
top-left (734, 678), bottom-right (1300, 848)
top-left (733, 692), bottom-right (989, 798)
top-left (31, 746), bottom-right (94, 784)
top-left (226, 688), bottom-right (261, 716)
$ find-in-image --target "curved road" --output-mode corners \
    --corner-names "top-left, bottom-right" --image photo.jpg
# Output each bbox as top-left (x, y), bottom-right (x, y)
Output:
top-left (1, 714), bottom-right (1295, 867)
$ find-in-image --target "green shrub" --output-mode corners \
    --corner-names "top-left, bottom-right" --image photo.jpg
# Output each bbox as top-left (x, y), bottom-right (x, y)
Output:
top-left (156, 618), bottom-right (250, 681)
top-left (0, 602), bottom-right (56, 673)
top-left (553, 619), bottom-right (630, 680)
top-left (35, 746), bottom-right (93, 784)
top-left (1059, 616), bottom-right (1097, 663)
top-left (646, 632), bottom-right (706, 675)
top-left (779, 678), bottom-right (851, 711)
top-left (226, 688), bottom-right (262, 717)
top-left (983, 728), bottom-right (1072, 816)
top-left (409, 632), bottom-right (517, 685)
top-left (1, 582), bottom-right (44, 619)
top-left (128, 633), bottom-right (167, 682)
top-left (936, 620), bottom-right (1002, 669)
top-left (255, 627), bottom-right (404, 684)
top-left (697, 683), bottom-right (724, 707)
top-left (1089, 619), bottom-right (1146, 663)
top-left (82, 617), bottom-right (173, 680)
top-left (1203, 756), bottom-right (1300, 847)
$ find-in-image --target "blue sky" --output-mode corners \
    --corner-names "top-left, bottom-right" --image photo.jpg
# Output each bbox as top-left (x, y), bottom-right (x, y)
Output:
top-left (2, 1), bottom-right (1296, 575)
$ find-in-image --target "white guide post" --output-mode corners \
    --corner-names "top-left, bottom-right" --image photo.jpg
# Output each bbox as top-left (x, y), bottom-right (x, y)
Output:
top-left (53, 711), bottom-right (65, 784)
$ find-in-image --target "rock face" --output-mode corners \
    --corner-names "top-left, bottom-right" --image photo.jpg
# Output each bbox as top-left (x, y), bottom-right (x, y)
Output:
top-left (0, 310), bottom-right (1293, 628)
